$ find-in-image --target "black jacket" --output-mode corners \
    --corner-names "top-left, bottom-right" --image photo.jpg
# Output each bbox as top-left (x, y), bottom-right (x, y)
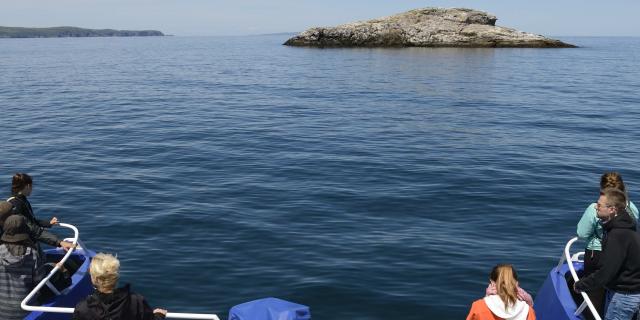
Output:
top-left (72, 284), bottom-right (165, 320)
top-left (8, 195), bottom-right (60, 247)
top-left (575, 211), bottom-right (640, 293)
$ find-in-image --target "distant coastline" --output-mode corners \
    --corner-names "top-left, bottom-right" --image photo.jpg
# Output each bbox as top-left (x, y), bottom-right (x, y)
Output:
top-left (0, 26), bottom-right (164, 38)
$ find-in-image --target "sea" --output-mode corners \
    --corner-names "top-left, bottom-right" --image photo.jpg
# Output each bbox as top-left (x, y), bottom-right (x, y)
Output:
top-left (1, 34), bottom-right (639, 319)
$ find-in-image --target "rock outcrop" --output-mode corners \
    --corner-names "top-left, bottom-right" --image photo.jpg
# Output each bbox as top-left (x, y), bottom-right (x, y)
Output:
top-left (284, 8), bottom-right (575, 48)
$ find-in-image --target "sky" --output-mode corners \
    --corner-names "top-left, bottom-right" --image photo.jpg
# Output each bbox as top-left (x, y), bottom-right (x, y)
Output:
top-left (2, 0), bottom-right (639, 37)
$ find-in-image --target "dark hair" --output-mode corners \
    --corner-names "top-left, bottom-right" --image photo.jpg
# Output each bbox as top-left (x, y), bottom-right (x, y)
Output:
top-left (11, 173), bottom-right (32, 196)
top-left (602, 187), bottom-right (628, 212)
top-left (490, 264), bottom-right (519, 309)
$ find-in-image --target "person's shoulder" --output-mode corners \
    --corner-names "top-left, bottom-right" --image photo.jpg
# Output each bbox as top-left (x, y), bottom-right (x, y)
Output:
top-left (609, 227), bottom-right (636, 242)
top-left (74, 296), bottom-right (91, 308)
top-left (130, 291), bottom-right (145, 299)
top-left (580, 203), bottom-right (597, 217)
top-left (73, 298), bottom-right (92, 317)
top-left (470, 298), bottom-right (488, 309)
top-left (128, 290), bottom-right (148, 304)
top-left (467, 299), bottom-right (491, 320)
top-left (7, 196), bottom-right (20, 206)
top-left (527, 306), bottom-right (536, 320)
top-left (7, 196), bottom-right (26, 213)
top-left (114, 284), bottom-right (144, 301)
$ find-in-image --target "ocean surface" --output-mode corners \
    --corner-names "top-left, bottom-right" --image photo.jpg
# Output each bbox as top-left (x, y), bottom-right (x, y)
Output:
top-left (1, 35), bottom-right (639, 319)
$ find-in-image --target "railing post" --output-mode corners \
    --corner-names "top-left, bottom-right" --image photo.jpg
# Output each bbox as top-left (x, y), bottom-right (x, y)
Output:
top-left (564, 237), bottom-right (602, 320)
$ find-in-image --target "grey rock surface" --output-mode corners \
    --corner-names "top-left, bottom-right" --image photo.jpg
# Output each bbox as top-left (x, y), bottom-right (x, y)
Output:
top-left (284, 8), bottom-right (575, 48)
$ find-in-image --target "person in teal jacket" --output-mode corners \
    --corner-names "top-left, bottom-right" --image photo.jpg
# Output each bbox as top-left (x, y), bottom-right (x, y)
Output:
top-left (576, 172), bottom-right (639, 320)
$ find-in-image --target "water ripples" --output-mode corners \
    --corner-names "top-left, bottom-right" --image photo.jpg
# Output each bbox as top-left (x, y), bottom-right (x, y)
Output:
top-left (1, 35), bottom-right (640, 319)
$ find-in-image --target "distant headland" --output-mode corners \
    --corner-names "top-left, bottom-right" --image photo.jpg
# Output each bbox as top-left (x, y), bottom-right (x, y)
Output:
top-left (284, 8), bottom-right (576, 48)
top-left (0, 26), bottom-right (164, 38)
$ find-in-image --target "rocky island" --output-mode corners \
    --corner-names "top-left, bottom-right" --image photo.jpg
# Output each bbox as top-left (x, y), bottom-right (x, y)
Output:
top-left (284, 8), bottom-right (575, 48)
top-left (0, 26), bottom-right (164, 38)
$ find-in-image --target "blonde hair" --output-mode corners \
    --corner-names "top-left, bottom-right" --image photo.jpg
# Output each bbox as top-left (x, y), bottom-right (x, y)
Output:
top-left (490, 264), bottom-right (519, 309)
top-left (90, 253), bottom-right (120, 293)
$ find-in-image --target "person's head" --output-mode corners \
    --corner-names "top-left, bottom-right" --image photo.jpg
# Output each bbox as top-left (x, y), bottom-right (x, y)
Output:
top-left (489, 264), bottom-right (519, 309)
top-left (11, 173), bottom-right (33, 196)
top-left (1, 215), bottom-right (30, 244)
top-left (600, 172), bottom-right (626, 193)
top-left (0, 201), bottom-right (13, 227)
top-left (90, 253), bottom-right (120, 293)
top-left (597, 188), bottom-right (628, 221)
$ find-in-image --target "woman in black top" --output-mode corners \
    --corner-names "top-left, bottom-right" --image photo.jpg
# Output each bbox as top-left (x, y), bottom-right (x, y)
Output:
top-left (7, 173), bottom-right (73, 250)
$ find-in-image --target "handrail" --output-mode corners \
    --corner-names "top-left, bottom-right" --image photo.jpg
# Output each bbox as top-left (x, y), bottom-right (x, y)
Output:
top-left (21, 222), bottom-right (79, 314)
top-left (166, 314), bottom-right (220, 320)
top-left (20, 223), bottom-right (220, 320)
top-left (563, 237), bottom-right (602, 320)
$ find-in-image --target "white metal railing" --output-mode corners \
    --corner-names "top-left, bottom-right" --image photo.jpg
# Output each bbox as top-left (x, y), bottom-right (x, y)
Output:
top-left (558, 237), bottom-right (602, 320)
top-left (21, 223), bottom-right (79, 314)
top-left (21, 223), bottom-right (220, 320)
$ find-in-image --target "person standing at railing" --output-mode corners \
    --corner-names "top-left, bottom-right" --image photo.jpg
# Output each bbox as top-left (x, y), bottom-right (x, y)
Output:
top-left (7, 173), bottom-right (75, 252)
top-left (72, 253), bottom-right (167, 320)
top-left (0, 215), bottom-right (41, 320)
top-left (575, 188), bottom-right (640, 320)
top-left (466, 264), bottom-right (536, 320)
top-left (576, 172), bottom-right (639, 319)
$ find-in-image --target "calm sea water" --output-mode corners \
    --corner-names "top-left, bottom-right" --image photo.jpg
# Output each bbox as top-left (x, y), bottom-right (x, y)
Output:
top-left (1, 35), bottom-right (639, 319)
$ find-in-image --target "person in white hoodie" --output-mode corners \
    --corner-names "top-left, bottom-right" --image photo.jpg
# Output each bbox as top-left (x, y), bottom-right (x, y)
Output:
top-left (466, 264), bottom-right (536, 320)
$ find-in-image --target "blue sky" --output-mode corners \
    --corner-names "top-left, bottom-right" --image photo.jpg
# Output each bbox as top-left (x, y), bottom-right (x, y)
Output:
top-left (2, 0), bottom-right (639, 36)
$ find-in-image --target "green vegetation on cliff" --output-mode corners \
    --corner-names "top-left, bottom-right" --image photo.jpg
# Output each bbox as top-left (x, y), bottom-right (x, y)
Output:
top-left (0, 26), bottom-right (164, 38)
